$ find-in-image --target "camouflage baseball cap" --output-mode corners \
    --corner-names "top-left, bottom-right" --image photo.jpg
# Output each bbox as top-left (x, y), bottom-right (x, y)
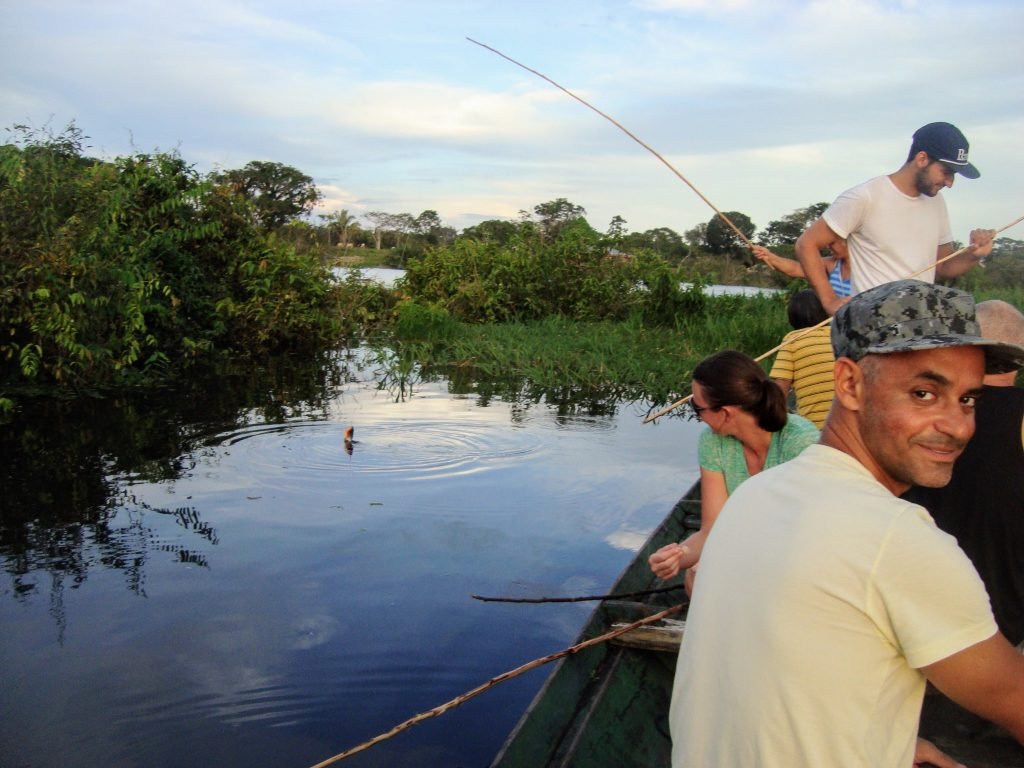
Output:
top-left (831, 280), bottom-right (1024, 374)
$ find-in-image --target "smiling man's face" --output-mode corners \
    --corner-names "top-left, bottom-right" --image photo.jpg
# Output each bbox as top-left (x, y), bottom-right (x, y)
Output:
top-left (857, 346), bottom-right (985, 493)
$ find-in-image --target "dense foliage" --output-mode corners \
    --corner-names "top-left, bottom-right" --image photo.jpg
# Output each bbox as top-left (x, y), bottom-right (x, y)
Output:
top-left (399, 217), bottom-right (708, 326)
top-left (957, 238), bottom-right (1024, 295)
top-left (0, 123), bottom-right (343, 393)
top-left (704, 210), bottom-right (756, 257)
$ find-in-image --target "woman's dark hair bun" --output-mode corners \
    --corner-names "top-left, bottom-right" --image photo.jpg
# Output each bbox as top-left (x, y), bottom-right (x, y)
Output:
top-left (693, 350), bottom-right (787, 432)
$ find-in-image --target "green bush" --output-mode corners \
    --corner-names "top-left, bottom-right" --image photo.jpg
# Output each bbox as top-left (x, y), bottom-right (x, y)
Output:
top-left (628, 251), bottom-right (707, 326)
top-left (0, 123), bottom-right (343, 389)
top-left (331, 268), bottom-right (398, 337)
top-left (400, 220), bottom-right (714, 327)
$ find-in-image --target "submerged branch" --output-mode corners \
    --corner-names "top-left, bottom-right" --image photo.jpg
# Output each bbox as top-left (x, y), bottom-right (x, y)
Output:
top-left (471, 585), bottom-right (685, 603)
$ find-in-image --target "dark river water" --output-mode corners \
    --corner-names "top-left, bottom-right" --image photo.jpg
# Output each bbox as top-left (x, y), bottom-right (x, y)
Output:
top-left (0, 344), bottom-right (703, 768)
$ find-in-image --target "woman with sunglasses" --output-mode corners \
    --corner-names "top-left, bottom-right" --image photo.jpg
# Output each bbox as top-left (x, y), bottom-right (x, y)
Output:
top-left (649, 350), bottom-right (819, 589)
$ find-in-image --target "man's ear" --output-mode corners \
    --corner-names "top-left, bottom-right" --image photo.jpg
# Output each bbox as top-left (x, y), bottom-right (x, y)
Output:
top-left (833, 356), bottom-right (865, 412)
top-left (912, 150), bottom-right (931, 168)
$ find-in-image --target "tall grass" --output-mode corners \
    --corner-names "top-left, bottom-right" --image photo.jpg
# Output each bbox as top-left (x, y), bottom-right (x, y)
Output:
top-left (377, 292), bottom-right (793, 409)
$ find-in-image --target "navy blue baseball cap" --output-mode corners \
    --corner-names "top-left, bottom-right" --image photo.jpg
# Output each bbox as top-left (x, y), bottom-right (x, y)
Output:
top-left (912, 122), bottom-right (980, 179)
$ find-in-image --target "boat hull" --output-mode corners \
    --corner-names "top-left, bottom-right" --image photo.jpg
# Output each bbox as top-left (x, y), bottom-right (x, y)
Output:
top-left (491, 486), bottom-right (700, 768)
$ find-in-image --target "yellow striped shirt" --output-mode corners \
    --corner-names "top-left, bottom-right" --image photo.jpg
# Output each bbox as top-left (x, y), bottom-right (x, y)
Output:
top-left (769, 326), bottom-right (836, 429)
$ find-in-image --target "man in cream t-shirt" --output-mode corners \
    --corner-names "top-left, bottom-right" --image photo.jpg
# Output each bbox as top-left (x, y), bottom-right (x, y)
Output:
top-left (669, 281), bottom-right (1024, 767)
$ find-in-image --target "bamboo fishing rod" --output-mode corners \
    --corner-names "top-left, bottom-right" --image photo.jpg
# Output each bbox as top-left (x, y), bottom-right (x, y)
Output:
top-left (642, 211), bottom-right (1024, 423)
top-left (466, 37), bottom-right (754, 248)
top-left (305, 602), bottom-right (685, 767)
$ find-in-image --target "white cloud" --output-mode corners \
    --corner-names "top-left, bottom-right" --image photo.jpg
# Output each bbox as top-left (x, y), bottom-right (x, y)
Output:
top-left (314, 183), bottom-right (368, 216)
top-left (323, 81), bottom-right (568, 143)
top-left (637, 0), bottom-right (770, 13)
top-left (1, 0), bottom-right (1021, 237)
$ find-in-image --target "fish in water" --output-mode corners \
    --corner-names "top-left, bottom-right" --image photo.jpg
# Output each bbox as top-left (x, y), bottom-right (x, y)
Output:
top-left (343, 426), bottom-right (359, 454)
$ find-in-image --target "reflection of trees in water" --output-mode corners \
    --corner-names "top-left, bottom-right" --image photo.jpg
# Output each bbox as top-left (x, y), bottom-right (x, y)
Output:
top-left (6, 498), bottom-right (216, 643)
top-left (370, 339), bottom-right (663, 419)
top-left (0, 346), bottom-right (363, 634)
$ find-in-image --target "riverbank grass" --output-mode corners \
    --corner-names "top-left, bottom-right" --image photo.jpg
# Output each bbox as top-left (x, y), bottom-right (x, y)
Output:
top-left (386, 292), bottom-right (792, 405)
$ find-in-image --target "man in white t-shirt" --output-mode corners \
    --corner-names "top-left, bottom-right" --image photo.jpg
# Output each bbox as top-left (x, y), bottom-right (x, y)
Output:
top-left (795, 122), bottom-right (994, 315)
top-left (668, 280), bottom-right (1024, 767)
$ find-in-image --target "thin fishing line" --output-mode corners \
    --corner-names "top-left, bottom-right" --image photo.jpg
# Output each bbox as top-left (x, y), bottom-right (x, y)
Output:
top-left (466, 37), bottom-right (753, 246)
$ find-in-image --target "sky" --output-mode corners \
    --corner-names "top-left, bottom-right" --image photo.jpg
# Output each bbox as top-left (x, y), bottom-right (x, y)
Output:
top-left (2, 0), bottom-right (1023, 241)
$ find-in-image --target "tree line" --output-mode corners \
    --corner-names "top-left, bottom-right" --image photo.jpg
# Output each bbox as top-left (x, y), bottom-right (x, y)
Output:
top-left (278, 184), bottom-right (1024, 297)
top-left (3, 121), bottom-right (1021, 399)
top-left (79, 126), bottom-right (1013, 289)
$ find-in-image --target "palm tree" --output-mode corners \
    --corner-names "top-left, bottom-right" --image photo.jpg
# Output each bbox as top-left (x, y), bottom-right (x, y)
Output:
top-left (320, 209), bottom-right (353, 249)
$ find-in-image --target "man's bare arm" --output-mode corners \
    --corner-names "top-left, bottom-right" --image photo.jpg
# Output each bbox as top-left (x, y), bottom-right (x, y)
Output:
top-left (752, 245), bottom-right (806, 279)
top-left (921, 632), bottom-right (1024, 743)
top-left (795, 219), bottom-right (845, 314)
top-left (935, 229), bottom-right (994, 279)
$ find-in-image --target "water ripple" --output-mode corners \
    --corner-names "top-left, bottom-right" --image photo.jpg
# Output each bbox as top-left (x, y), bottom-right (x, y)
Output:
top-left (201, 419), bottom-right (546, 481)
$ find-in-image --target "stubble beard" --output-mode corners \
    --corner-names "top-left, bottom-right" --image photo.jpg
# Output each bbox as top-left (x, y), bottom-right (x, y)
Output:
top-left (914, 166), bottom-right (941, 198)
top-left (868, 439), bottom-right (957, 489)
top-left (905, 434), bottom-right (968, 487)
top-left (860, 402), bottom-right (965, 490)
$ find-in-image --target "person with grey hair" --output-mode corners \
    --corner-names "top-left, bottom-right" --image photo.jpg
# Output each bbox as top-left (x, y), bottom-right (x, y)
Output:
top-left (667, 281), bottom-right (1024, 767)
top-left (795, 122), bottom-right (994, 315)
top-left (906, 299), bottom-right (1024, 649)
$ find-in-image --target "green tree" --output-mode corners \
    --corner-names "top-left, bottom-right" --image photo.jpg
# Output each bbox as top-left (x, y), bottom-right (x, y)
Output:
top-left (759, 202), bottom-right (828, 247)
top-left (414, 210), bottom-right (455, 246)
top-left (684, 222), bottom-right (707, 250)
top-left (460, 219), bottom-right (521, 245)
top-left (705, 211), bottom-right (756, 257)
top-left (212, 160), bottom-right (321, 232)
top-left (320, 208), bottom-right (355, 249)
top-left (414, 209), bottom-right (442, 236)
top-left (623, 227), bottom-right (688, 262)
top-left (363, 211), bottom-right (390, 250)
top-left (958, 237), bottom-right (1024, 293)
top-left (606, 215), bottom-right (628, 243)
top-left (390, 213), bottom-right (417, 248)
top-left (0, 124), bottom-right (341, 389)
top-left (533, 198), bottom-right (587, 241)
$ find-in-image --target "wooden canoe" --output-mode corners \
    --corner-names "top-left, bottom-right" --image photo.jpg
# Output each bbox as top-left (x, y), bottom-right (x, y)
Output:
top-left (490, 479), bottom-right (1024, 768)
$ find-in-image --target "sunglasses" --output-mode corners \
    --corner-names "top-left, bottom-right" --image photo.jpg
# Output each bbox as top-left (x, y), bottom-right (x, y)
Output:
top-left (688, 399), bottom-right (719, 421)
